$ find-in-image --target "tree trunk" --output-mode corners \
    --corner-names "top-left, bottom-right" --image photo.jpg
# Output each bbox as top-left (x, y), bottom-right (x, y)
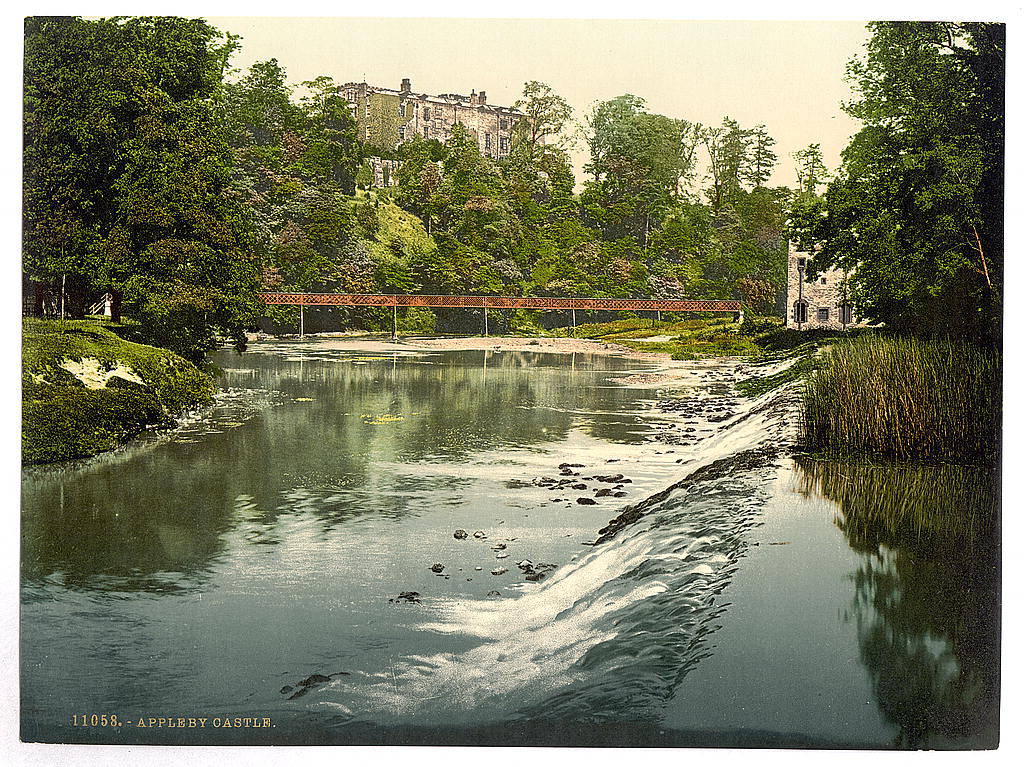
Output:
top-left (33, 281), bottom-right (46, 316)
top-left (66, 274), bottom-right (88, 319)
top-left (110, 289), bottom-right (123, 323)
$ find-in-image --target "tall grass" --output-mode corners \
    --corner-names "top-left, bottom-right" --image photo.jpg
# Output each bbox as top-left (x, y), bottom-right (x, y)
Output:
top-left (802, 335), bottom-right (1000, 464)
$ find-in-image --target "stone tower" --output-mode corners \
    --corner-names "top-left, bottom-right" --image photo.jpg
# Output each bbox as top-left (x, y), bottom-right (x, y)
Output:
top-left (785, 244), bottom-right (863, 330)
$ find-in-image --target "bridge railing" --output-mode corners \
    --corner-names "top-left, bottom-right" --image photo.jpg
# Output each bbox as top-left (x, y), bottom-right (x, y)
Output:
top-left (259, 293), bottom-right (743, 313)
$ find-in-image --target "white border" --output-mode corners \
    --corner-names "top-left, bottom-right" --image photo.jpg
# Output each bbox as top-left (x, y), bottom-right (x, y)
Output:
top-left (2, 4), bottom-right (1019, 767)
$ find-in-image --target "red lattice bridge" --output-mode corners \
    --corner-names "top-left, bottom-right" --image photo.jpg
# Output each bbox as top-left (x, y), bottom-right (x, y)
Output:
top-left (259, 292), bottom-right (743, 335)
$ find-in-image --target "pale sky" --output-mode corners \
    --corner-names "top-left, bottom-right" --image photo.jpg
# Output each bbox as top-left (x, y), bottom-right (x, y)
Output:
top-left (206, 17), bottom-right (871, 190)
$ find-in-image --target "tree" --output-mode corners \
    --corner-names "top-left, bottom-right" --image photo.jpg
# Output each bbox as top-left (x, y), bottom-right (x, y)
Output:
top-left (792, 143), bottom-right (828, 196)
top-left (24, 16), bottom-right (261, 357)
top-left (511, 80), bottom-right (575, 163)
top-left (583, 95), bottom-right (700, 247)
top-left (703, 117), bottom-right (751, 211)
top-left (296, 75), bottom-right (362, 192)
top-left (395, 135), bottom-right (444, 231)
top-left (745, 125), bottom-right (778, 189)
top-left (794, 22), bottom-right (1004, 340)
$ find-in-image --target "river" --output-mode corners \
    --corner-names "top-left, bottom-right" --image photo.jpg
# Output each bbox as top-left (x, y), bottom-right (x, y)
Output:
top-left (20, 339), bottom-right (1000, 748)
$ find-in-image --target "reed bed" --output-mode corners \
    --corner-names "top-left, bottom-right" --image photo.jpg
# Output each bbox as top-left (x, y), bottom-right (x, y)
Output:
top-left (802, 335), bottom-right (1000, 464)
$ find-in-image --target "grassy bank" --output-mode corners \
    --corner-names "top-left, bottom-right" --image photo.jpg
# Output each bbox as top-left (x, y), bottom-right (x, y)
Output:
top-left (22, 318), bottom-right (215, 464)
top-left (802, 335), bottom-right (1000, 465)
top-left (553, 315), bottom-right (769, 359)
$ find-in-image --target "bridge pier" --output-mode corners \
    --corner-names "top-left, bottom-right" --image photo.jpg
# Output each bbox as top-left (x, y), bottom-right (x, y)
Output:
top-left (259, 294), bottom-right (745, 341)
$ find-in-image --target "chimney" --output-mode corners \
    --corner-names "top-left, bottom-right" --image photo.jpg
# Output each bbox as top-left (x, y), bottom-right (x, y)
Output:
top-left (478, 90), bottom-right (487, 104)
top-left (470, 89), bottom-right (478, 106)
top-left (400, 78), bottom-right (411, 93)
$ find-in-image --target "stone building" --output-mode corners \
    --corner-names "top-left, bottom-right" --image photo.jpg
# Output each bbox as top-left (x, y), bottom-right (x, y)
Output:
top-left (365, 156), bottom-right (400, 188)
top-left (786, 244), bottom-right (863, 330)
top-left (341, 78), bottom-right (523, 159)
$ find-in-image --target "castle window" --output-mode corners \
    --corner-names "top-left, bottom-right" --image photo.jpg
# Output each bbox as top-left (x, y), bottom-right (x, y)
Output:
top-left (839, 305), bottom-right (853, 324)
top-left (485, 133), bottom-right (492, 152)
top-left (499, 136), bottom-right (508, 153)
top-left (398, 126), bottom-right (406, 141)
top-left (817, 307), bottom-right (830, 322)
top-left (794, 300), bottom-right (808, 324)
top-left (423, 126), bottom-right (429, 139)
top-left (797, 257), bottom-right (807, 269)
top-left (500, 118), bottom-right (508, 130)
top-left (820, 276), bottom-right (827, 285)
top-left (423, 107), bottom-right (431, 121)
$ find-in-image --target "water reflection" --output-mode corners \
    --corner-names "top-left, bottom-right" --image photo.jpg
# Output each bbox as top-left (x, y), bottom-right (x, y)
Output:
top-left (794, 459), bottom-right (999, 748)
top-left (21, 349), bottom-right (663, 594)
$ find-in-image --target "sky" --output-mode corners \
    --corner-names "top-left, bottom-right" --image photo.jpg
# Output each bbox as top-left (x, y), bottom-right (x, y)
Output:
top-left (206, 17), bottom-right (871, 190)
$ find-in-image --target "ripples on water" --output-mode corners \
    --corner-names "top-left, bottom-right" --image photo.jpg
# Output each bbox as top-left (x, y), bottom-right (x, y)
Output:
top-left (20, 345), bottom-right (999, 747)
top-left (303, 380), bottom-right (798, 730)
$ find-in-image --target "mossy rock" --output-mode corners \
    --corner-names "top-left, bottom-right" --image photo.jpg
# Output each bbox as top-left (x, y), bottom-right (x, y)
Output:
top-left (105, 375), bottom-right (150, 393)
top-left (22, 318), bottom-right (215, 464)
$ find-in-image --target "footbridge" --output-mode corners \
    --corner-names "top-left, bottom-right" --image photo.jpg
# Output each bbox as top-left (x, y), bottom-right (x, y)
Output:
top-left (259, 292), bottom-right (743, 336)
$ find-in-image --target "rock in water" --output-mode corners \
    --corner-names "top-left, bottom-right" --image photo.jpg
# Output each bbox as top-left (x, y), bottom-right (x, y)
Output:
top-left (491, 567), bottom-right (508, 575)
top-left (473, 530), bottom-right (487, 539)
top-left (430, 563), bottom-right (445, 573)
top-left (577, 497), bottom-right (597, 505)
top-left (390, 591), bottom-right (421, 603)
top-left (453, 529), bottom-right (468, 539)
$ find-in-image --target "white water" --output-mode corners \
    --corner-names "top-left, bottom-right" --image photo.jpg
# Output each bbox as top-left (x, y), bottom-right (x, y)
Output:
top-left (308, 377), bottom-right (801, 727)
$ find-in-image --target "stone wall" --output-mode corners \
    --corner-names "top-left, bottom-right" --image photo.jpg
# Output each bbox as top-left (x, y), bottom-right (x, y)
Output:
top-left (786, 244), bottom-right (864, 329)
top-left (367, 157), bottom-right (400, 188)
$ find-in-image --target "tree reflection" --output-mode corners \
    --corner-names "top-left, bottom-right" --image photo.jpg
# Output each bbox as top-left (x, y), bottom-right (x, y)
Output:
top-left (794, 459), bottom-right (999, 748)
top-left (21, 349), bottom-right (664, 592)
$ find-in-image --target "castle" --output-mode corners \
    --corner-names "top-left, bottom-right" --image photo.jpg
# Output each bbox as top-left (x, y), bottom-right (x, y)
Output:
top-left (342, 78), bottom-right (524, 160)
top-left (786, 244), bottom-right (864, 330)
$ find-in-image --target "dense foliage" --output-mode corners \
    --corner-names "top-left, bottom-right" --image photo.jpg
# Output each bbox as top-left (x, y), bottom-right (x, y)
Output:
top-left (790, 22), bottom-right (1004, 342)
top-left (24, 16), bottom-right (262, 359)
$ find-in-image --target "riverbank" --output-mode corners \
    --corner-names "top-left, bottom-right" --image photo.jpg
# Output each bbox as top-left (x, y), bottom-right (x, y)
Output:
top-left (282, 333), bottom-right (772, 391)
top-left (22, 318), bottom-right (215, 464)
top-left (400, 334), bottom-right (657, 357)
